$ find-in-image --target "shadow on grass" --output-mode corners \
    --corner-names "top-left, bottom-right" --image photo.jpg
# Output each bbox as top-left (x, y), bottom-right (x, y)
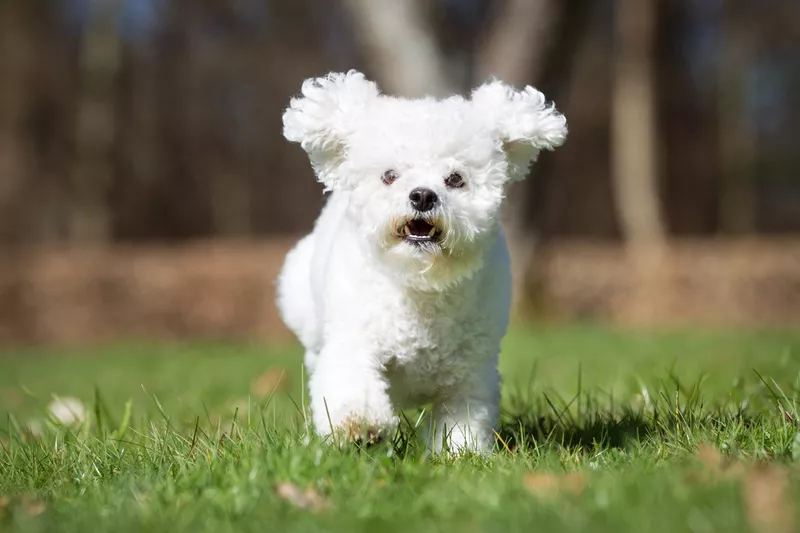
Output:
top-left (381, 374), bottom-right (790, 458)
top-left (493, 399), bottom-right (786, 457)
top-left (496, 410), bottom-right (656, 451)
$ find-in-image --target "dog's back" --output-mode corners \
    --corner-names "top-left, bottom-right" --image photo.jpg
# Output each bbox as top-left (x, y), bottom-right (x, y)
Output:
top-left (276, 192), bottom-right (349, 372)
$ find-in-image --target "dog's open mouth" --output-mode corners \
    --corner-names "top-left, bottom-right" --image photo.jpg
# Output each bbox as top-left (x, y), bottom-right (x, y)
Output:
top-left (399, 218), bottom-right (441, 244)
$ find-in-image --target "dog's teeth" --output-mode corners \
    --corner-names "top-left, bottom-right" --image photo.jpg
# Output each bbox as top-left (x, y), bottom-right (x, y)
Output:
top-left (403, 225), bottom-right (410, 236)
top-left (428, 227), bottom-right (436, 237)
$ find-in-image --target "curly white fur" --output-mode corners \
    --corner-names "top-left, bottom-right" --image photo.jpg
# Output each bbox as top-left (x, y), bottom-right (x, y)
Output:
top-left (278, 70), bottom-right (567, 454)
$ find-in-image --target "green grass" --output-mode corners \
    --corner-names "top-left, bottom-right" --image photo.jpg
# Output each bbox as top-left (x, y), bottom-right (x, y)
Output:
top-left (2, 325), bottom-right (800, 532)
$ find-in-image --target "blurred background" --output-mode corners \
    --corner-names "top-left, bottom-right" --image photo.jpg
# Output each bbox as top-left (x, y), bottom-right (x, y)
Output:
top-left (0, 0), bottom-right (798, 345)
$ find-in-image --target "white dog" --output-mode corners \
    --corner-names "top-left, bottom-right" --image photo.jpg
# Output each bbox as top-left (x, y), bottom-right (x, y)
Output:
top-left (277, 71), bottom-right (566, 454)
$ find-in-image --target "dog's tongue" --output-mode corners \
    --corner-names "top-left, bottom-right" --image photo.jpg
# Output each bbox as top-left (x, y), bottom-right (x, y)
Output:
top-left (408, 219), bottom-right (434, 237)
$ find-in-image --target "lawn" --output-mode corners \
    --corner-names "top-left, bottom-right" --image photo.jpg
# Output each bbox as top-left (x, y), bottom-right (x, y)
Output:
top-left (1, 325), bottom-right (800, 532)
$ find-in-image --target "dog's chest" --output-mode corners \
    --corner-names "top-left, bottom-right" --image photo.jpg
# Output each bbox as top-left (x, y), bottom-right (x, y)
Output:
top-left (373, 288), bottom-right (484, 402)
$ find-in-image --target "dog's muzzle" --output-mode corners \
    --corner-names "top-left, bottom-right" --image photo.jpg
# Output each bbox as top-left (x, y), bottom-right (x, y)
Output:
top-left (393, 217), bottom-right (443, 245)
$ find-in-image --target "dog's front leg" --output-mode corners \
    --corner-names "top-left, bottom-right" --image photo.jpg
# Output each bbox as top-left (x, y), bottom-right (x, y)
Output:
top-left (308, 342), bottom-right (398, 445)
top-left (430, 365), bottom-right (500, 456)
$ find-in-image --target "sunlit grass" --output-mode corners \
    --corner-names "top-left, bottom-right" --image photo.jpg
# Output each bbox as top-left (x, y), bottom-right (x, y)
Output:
top-left (1, 326), bottom-right (799, 532)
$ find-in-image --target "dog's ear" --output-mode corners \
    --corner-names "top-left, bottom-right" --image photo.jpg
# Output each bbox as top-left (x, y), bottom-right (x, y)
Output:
top-left (471, 80), bottom-right (567, 182)
top-left (283, 70), bottom-right (379, 190)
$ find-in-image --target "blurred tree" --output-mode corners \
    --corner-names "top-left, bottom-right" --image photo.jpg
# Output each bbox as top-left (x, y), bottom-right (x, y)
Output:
top-left (657, 0), bottom-right (721, 236)
top-left (717, 0), bottom-right (756, 234)
top-left (342, 0), bottom-right (453, 97)
top-left (152, 0), bottom-right (216, 239)
top-left (476, 0), bottom-right (591, 313)
top-left (0, 0), bottom-right (71, 243)
top-left (476, 0), bottom-right (559, 86)
top-left (611, 0), bottom-right (666, 249)
top-left (611, 0), bottom-right (669, 323)
top-left (476, 0), bottom-right (560, 308)
top-left (69, 0), bottom-right (124, 241)
top-left (0, 1), bottom-right (31, 244)
top-left (1, 0), bottom-right (799, 247)
top-left (186, 0), bottom-right (254, 237)
top-left (112, 17), bottom-right (162, 239)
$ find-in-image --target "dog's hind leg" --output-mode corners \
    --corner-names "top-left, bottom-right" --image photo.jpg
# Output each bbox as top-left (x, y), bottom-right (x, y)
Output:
top-left (276, 235), bottom-right (318, 352)
top-left (427, 361), bottom-right (500, 456)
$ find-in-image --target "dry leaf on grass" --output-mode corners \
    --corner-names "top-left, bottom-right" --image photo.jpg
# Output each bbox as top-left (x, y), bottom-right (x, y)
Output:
top-left (275, 482), bottom-right (329, 512)
top-left (22, 421), bottom-right (44, 441)
top-left (687, 443), bottom-right (746, 484)
top-left (227, 397), bottom-right (251, 415)
top-left (251, 368), bottom-right (288, 398)
top-left (697, 443), bottom-right (725, 471)
top-left (24, 498), bottom-right (46, 517)
top-left (524, 472), bottom-right (587, 497)
top-left (47, 396), bottom-right (87, 425)
top-left (743, 464), bottom-right (795, 533)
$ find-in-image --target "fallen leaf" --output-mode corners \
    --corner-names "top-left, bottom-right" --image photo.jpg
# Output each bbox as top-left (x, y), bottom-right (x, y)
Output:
top-left (697, 443), bottom-right (724, 471)
top-left (228, 397), bottom-right (250, 414)
top-left (743, 464), bottom-right (795, 533)
top-left (690, 443), bottom-right (746, 483)
top-left (275, 482), bottom-right (329, 512)
top-left (524, 472), bottom-right (587, 497)
top-left (22, 496), bottom-right (46, 517)
top-left (47, 396), bottom-right (87, 425)
top-left (23, 420), bottom-right (44, 441)
top-left (251, 369), bottom-right (288, 398)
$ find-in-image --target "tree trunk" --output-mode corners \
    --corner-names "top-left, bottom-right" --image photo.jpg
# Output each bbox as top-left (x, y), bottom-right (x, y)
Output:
top-left (478, 0), bottom-right (590, 318)
top-left (612, 0), bottom-right (669, 324)
top-left (475, 0), bottom-right (562, 316)
top-left (0, 1), bottom-right (31, 244)
top-left (611, 0), bottom-right (666, 248)
top-left (342, 0), bottom-right (453, 97)
top-left (717, 3), bottom-right (756, 234)
top-left (206, 11), bottom-right (254, 237)
top-left (476, 0), bottom-right (559, 87)
top-left (68, 0), bottom-right (123, 241)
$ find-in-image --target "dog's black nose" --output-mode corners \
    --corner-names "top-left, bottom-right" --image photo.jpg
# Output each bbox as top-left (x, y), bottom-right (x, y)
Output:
top-left (409, 188), bottom-right (438, 212)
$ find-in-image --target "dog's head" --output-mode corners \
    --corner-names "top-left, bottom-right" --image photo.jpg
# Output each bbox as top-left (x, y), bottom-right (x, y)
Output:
top-left (283, 70), bottom-right (567, 290)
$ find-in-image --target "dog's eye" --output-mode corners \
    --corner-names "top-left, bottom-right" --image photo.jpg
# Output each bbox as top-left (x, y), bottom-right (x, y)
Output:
top-left (382, 170), bottom-right (399, 185)
top-left (444, 171), bottom-right (465, 188)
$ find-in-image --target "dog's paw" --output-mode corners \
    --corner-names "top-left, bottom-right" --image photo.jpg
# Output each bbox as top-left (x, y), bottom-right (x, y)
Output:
top-left (334, 416), bottom-right (396, 448)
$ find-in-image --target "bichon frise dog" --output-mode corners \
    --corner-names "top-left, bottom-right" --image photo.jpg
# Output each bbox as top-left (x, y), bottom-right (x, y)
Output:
top-left (277, 71), bottom-right (567, 454)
